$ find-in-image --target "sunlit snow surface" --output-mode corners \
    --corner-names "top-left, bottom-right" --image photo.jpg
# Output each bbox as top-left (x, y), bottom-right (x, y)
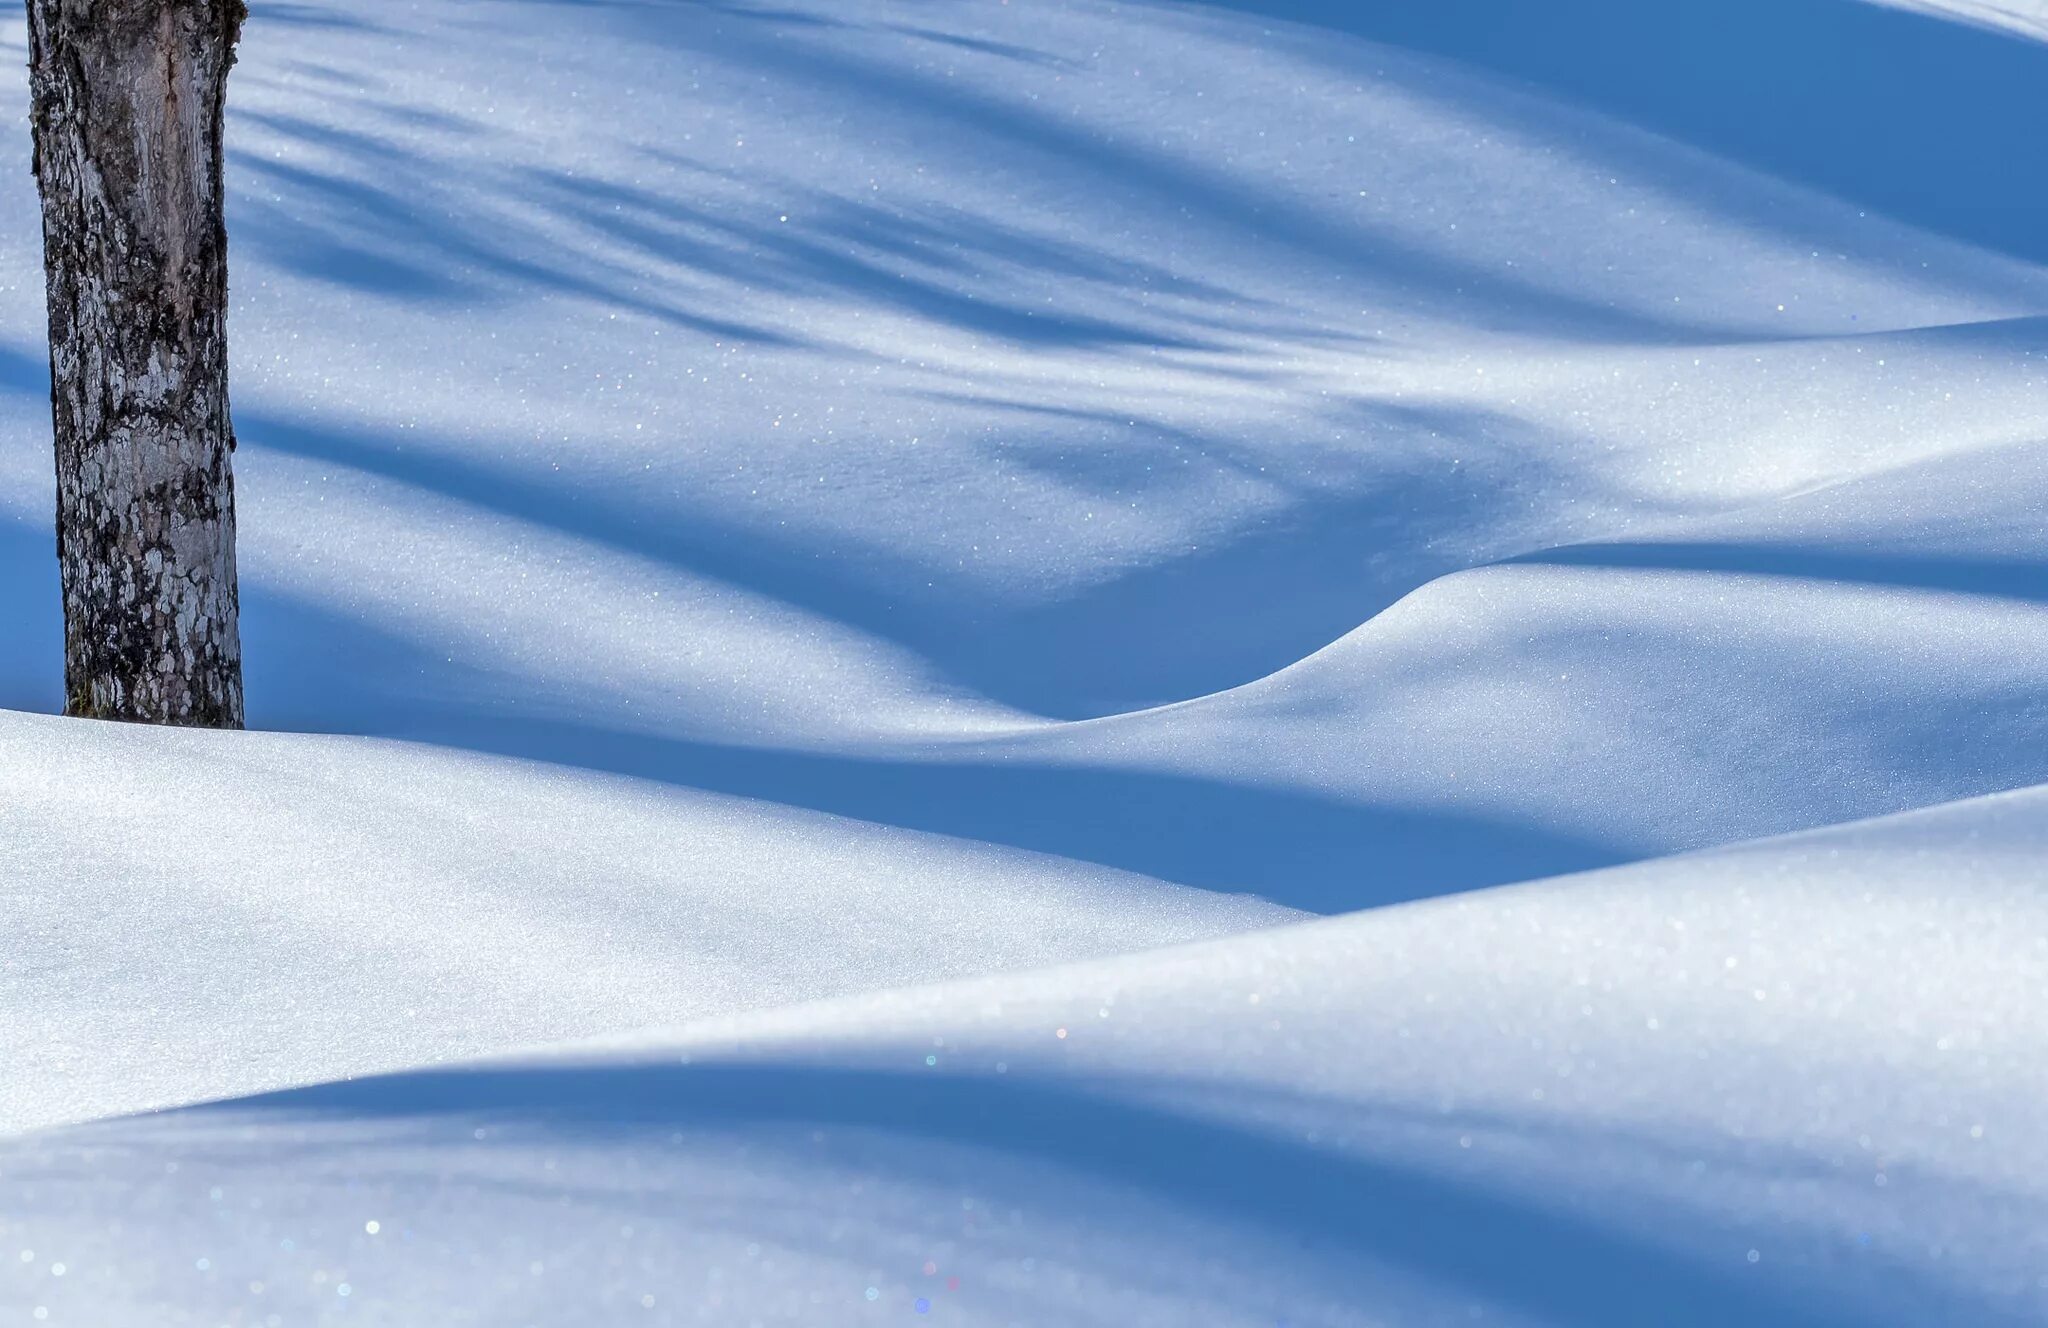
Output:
top-left (3, 0), bottom-right (2047, 1323)
top-left (10, 794), bottom-right (2048, 1325)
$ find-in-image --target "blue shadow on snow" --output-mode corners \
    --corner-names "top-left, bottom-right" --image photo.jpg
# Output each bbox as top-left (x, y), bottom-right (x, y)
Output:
top-left (1185, 0), bottom-right (2048, 265)
top-left (344, 709), bottom-right (1623, 916)
top-left (1513, 541), bottom-right (2048, 604)
top-left (183, 1057), bottom-right (2024, 1328)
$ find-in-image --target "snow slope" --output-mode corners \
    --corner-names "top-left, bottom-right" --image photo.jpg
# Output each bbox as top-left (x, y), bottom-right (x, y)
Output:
top-left (8, 787), bottom-right (2048, 1326)
top-left (0, 710), bottom-right (1288, 1137)
top-left (3, 0), bottom-right (2048, 1322)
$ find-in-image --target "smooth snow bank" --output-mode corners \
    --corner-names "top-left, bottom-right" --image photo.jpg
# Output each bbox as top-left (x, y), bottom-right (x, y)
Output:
top-left (0, 709), bottom-right (1288, 1137)
top-left (7, 784), bottom-right (2047, 1327)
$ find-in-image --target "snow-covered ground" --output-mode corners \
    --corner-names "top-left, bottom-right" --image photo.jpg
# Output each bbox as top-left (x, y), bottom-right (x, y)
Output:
top-left (12, 788), bottom-right (2048, 1325)
top-left (4, 0), bottom-right (2047, 1323)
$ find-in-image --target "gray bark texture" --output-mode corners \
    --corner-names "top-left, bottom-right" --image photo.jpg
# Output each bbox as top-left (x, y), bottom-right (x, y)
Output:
top-left (26, 0), bottom-right (247, 727)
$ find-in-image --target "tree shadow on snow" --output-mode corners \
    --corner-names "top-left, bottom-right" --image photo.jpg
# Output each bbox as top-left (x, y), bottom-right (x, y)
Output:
top-left (339, 709), bottom-right (1627, 915)
top-left (235, 401), bottom-right (1595, 722)
top-left (230, 0), bottom-right (1730, 350)
top-left (144, 1057), bottom-right (2034, 1328)
top-left (0, 343), bottom-right (62, 715)
top-left (0, 515), bottom-right (62, 715)
top-left (246, 1), bottom-right (391, 32)
top-left (1180, 0), bottom-right (2048, 266)
top-left (1513, 541), bottom-right (2048, 605)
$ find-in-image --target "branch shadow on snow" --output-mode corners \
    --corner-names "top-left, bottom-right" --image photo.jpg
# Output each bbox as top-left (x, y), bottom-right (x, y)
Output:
top-left (1513, 541), bottom-right (2048, 605)
top-left (245, 1), bottom-right (392, 32)
top-left (232, 584), bottom-right (1621, 913)
top-left (318, 709), bottom-right (1627, 916)
top-left (920, 396), bottom-right (1602, 716)
top-left (236, 402), bottom-right (1586, 721)
top-left (1182, 0), bottom-right (2048, 266)
top-left (143, 1058), bottom-right (2029, 1328)
top-left (227, 0), bottom-right (1740, 351)
top-left (231, 395), bottom-right (2048, 913)
top-left (228, 426), bottom-right (1627, 914)
top-left (616, 8), bottom-right (1722, 346)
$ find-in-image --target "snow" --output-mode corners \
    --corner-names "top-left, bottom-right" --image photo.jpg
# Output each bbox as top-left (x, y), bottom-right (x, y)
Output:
top-left (0, 711), bottom-right (1288, 1137)
top-left (10, 789), bottom-right (2048, 1325)
top-left (3, 0), bottom-right (2047, 1322)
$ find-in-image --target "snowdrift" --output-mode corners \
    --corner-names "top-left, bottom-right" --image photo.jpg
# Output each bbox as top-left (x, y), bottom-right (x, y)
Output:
top-left (4, 0), bottom-right (2047, 1323)
top-left (8, 786), bottom-right (2048, 1325)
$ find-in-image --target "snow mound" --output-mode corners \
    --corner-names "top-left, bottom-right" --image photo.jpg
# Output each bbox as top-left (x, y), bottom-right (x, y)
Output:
top-left (0, 710), bottom-right (1286, 1137)
top-left (7, 785), bottom-right (2046, 1326)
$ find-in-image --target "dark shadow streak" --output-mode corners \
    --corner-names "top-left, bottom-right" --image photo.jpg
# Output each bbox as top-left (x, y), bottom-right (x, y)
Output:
top-left (674, 17), bottom-right (1716, 345)
top-left (247, 1), bottom-right (392, 33)
top-left (328, 708), bottom-right (1624, 915)
top-left (226, 150), bottom-right (803, 345)
top-left (237, 402), bottom-right (1572, 721)
top-left (1512, 541), bottom-right (2048, 605)
top-left (0, 345), bottom-right (60, 714)
top-left (180, 1059), bottom-right (2005, 1328)
top-left (521, 167), bottom-right (1232, 351)
top-left (225, 425), bottom-right (1624, 915)
top-left (460, 0), bottom-right (1731, 345)
top-left (0, 517), bottom-right (62, 715)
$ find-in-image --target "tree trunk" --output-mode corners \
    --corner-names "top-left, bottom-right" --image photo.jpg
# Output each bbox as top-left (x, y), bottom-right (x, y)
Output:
top-left (25, 0), bottom-right (247, 728)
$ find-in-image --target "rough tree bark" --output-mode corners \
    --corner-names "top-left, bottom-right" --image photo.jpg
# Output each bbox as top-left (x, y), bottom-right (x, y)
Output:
top-left (25, 0), bottom-right (247, 727)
